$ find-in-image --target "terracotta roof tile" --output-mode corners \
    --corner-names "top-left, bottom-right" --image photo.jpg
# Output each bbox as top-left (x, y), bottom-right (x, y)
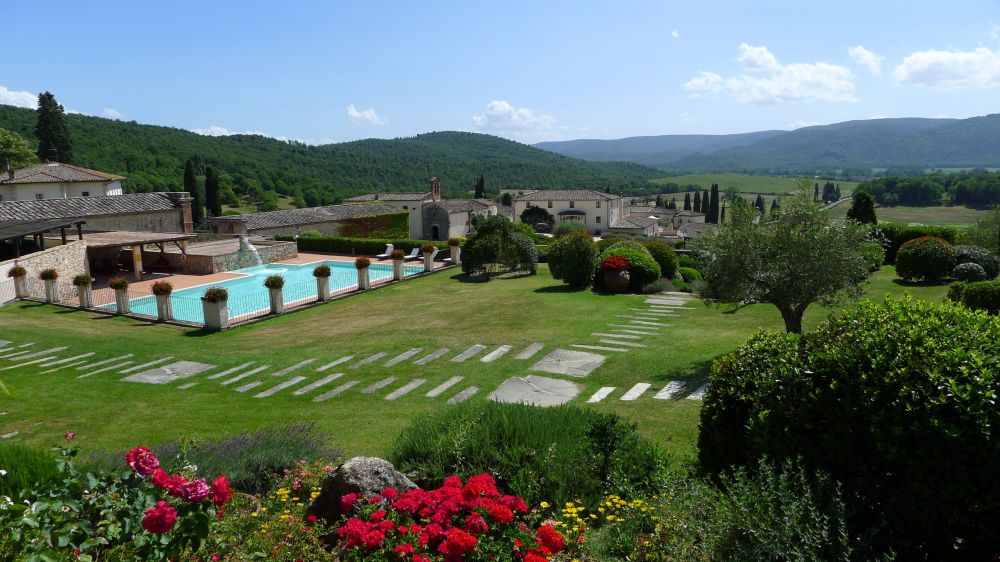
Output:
top-left (1, 163), bottom-right (125, 185)
top-left (0, 192), bottom-right (180, 221)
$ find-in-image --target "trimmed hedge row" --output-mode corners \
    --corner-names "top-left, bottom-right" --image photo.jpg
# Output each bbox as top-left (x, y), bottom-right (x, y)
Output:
top-left (948, 279), bottom-right (1000, 314)
top-left (878, 223), bottom-right (959, 263)
top-left (278, 236), bottom-right (443, 257)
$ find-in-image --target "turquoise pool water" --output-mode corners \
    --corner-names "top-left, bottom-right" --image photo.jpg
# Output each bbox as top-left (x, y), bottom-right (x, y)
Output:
top-left (121, 260), bottom-right (422, 324)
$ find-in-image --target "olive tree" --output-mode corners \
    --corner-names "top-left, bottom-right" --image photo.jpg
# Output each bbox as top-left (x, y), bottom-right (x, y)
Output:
top-left (689, 196), bottom-right (884, 333)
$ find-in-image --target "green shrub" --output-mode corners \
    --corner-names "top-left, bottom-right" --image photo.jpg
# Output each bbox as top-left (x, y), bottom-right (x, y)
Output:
top-left (957, 279), bottom-right (1000, 314)
top-left (699, 298), bottom-right (1000, 559)
top-left (677, 266), bottom-right (701, 282)
top-left (878, 223), bottom-right (959, 263)
top-left (355, 256), bottom-right (370, 269)
top-left (72, 273), bottom-right (92, 287)
top-left (596, 246), bottom-right (660, 290)
top-left (312, 264), bottom-right (331, 278)
top-left (298, 229), bottom-right (323, 239)
top-left (390, 248), bottom-right (405, 260)
top-left (642, 240), bottom-right (678, 278)
top-left (952, 262), bottom-right (987, 282)
top-left (447, 237), bottom-right (463, 247)
top-left (895, 236), bottom-right (955, 281)
top-left (202, 286), bottom-right (228, 302)
top-left (595, 237), bottom-right (628, 253)
top-left (554, 221), bottom-right (586, 237)
top-left (0, 444), bottom-right (60, 498)
top-left (389, 401), bottom-right (664, 509)
top-left (108, 276), bottom-right (128, 290)
top-left (547, 232), bottom-right (598, 288)
top-left (151, 280), bottom-right (173, 295)
top-left (420, 242), bottom-right (437, 254)
top-left (278, 235), bottom-right (440, 256)
top-left (671, 278), bottom-right (692, 292)
top-left (38, 268), bottom-right (58, 281)
top-left (954, 244), bottom-right (1000, 278)
top-left (641, 279), bottom-right (672, 294)
top-left (946, 281), bottom-right (966, 303)
top-left (461, 215), bottom-right (537, 277)
top-left (263, 275), bottom-right (285, 289)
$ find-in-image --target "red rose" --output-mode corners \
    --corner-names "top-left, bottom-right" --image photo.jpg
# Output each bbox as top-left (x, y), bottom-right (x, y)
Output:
top-left (64, 432), bottom-right (75, 441)
top-left (180, 478), bottom-right (213, 503)
top-left (413, 556), bottom-right (432, 562)
top-left (438, 527), bottom-right (477, 556)
top-left (524, 551), bottom-right (547, 562)
top-left (369, 509), bottom-right (387, 522)
top-left (340, 492), bottom-right (360, 513)
top-left (151, 468), bottom-right (170, 488)
top-left (393, 543), bottom-right (415, 556)
top-left (163, 474), bottom-right (189, 497)
top-left (536, 524), bottom-right (564, 554)
top-left (142, 500), bottom-right (177, 534)
top-left (307, 515), bottom-right (318, 523)
top-left (489, 505), bottom-right (514, 524)
top-left (125, 446), bottom-right (160, 476)
top-left (211, 475), bottom-right (232, 507)
top-left (463, 512), bottom-right (489, 535)
top-left (381, 487), bottom-right (398, 500)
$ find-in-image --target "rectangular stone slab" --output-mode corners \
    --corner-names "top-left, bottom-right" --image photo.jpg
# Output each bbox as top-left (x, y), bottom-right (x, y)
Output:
top-left (207, 362), bottom-right (256, 380)
top-left (489, 375), bottom-right (582, 407)
top-left (426, 376), bottom-right (463, 397)
top-left (221, 365), bottom-right (269, 385)
top-left (385, 348), bottom-right (423, 367)
top-left (314, 381), bottom-right (359, 402)
top-left (414, 348), bottom-right (449, 365)
top-left (514, 343), bottom-right (544, 360)
top-left (36, 352), bottom-right (95, 368)
top-left (587, 386), bottom-right (616, 403)
top-left (530, 348), bottom-right (607, 377)
top-left (480, 345), bottom-right (512, 363)
top-left (316, 356), bottom-right (353, 371)
top-left (76, 354), bottom-right (133, 370)
top-left (121, 361), bottom-right (215, 384)
top-left (593, 333), bottom-right (641, 339)
top-left (653, 381), bottom-right (685, 400)
top-left (361, 376), bottom-right (398, 394)
top-left (119, 357), bottom-right (175, 374)
top-left (178, 383), bottom-right (197, 390)
top-left (607, 324), bottom-right (659, 332)
top-left (571, 344), bottom-right (629, 353)
top-left (385, 379), bottom-right (426, 400)
top-left (628, 319), bottom-right (666, 327)
top-left (646, 298), bottom-right (690, 306)
top-left (447, 386), bottom-right (479, 404)
top-left (350, 352), bottom-right (387, 369)
top-left (40, 360), bottom-right (88, 374)
top-left (599, 339), bottom-right (647, 348)
top-left (621, 383), bottom-right (651, 401)
top-left (293, 373), bottom-right (343, 395)
top-left (451, 345), bottom-right (486, 362)
top-left (7, 347), bottom-right (65, 361)
top-left (235, 381), bottom-right (262, 393)
top-left (2, 351), bottom-right (70, 370)
top-left (687, 383), bottom-right (709, 400)
top-left (79, 361), bottom-right (134, 378)
top-left (270, 359), bottom-right (316, 377)
top-left (255, 376), bottom-right (307, 398)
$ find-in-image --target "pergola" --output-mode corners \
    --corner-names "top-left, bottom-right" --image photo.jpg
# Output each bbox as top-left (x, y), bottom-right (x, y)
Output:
top-left (77, 231), bottom-right (195, 281)
top-left (0, 219), bottom-right (86, 257)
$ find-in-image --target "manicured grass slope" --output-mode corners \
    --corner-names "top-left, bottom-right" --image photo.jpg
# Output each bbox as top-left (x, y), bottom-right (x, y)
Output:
top-left (0, 266), bottom-right (946, 464)
top-left (827, 202), bottom-right (989, 228)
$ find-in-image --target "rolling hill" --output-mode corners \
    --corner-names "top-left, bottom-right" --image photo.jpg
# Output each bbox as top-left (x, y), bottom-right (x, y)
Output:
top-left (534, 131), bottom-right (785, 167)
top-left (0, 105), bottom-right (660, 204)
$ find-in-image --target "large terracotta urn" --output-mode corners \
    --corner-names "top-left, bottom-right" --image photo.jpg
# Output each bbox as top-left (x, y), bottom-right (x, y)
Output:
top-left (603, 269), bottom-right (630, 293)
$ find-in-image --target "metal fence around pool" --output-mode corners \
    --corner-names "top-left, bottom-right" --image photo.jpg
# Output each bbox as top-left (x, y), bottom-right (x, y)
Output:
top-left (227, 289), bottom-right (272, 325)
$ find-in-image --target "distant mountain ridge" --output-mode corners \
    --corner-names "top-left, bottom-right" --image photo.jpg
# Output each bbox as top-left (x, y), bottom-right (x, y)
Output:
top-left (535, 115), bottom-right (1000, 172)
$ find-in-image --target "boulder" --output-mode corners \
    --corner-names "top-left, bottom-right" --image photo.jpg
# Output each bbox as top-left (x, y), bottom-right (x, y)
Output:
top-left (305, 456), bottom-right (417, 524)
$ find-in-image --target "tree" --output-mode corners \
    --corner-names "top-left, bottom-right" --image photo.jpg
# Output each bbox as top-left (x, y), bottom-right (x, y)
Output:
top-left (500, 193), bottom-right (512, 206)
top-left (0, 128), bottom-right (38, 170)
top-left (34, 92), bottom-right (73, 163)
top-left (769, 197), bottom-right (781, 218)
top-left (688, 196), bottom-right (884, 333)
top-left (720, 203), bottom-right (726, 223)
top-left (669, 197), bottom-right (677, 210)
top-left (708, 183), bottom-right (720, 224)
top-left (693, 191), bottom-right (701, 213)
top-left (684, 193), bottom-right (692, 211)
top-left (754, 194), bottom-right (765, 215)
top-left (205, 166), bottom-right (222, 217)
top-left (846, 191), bottom-right (877, 224)
top-left (184, 159), bottom-right (205, 226)
top-left (814, 182), bottom-right (819, 202)
top-left (474, 175), bottom-right (485, 199)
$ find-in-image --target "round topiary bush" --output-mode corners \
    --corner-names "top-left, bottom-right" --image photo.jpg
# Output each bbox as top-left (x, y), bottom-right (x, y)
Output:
top-left (547, 231), bottom-right (598, 289)
top-left (954, 244), bottom-right (1000, 279)
top-left (263, 275), bottom-right (284, 290)
top-left (38, 269), bottom-right (58, 281)
top-left (150, 280), bottom-right (173, 295)
top-left (699, 298), bottom-right (1000, 560)
top-left (596, 245), bottom-right (660, 290)
top-left (553, 221), bottom-right (586, 237)
top-left (312, 264), bottom-right (331, 278)
top-left (6, 266), bottom-right (26, 278)
top-left (677, 266), bottom-right (701, 282)
top-left (72, 273), bottom-right (92, 287)
top-left (447, 237), bottom-right (463, 247)
top-left (895, 236), bottom-right (955, 281)
top-left (642, 240), bottom-right (678, 279)
top-left (420, 242), bottom-right (436, 254)
top-left (355, 256), bottom-right (371, 269)
top-left (952, 262), bottom-right (988, 282)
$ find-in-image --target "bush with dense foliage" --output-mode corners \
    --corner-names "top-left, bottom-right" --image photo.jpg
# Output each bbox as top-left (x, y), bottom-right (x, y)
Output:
top-left (354, 256), bottom-right (370, 269)
top-left (952, 262), bottom-right (988, 282)
top-left (949, 279), bottom-right (1000, 314)
top-left (954, 244), bottom-right (1000, 278)
top-left (312, 264), bottom-right (331, 278)
top-left (390, 401), bottom-right (664, 509)
top-left (38, 268), bottom-right (58, 281)
top-left (699, 298), bottom-right (1000, 560)
top-left (677, 255), bottom-right (701, 270)
top-left (263, 275), bottom-right (285, 289)
top-left (282, 236), bottom-right (441, 257)
top-left (420, 242), bottom-right (437, 254)
top-left (895, 235), bottom-right (956, 281)
top-left (0, 444), bottom-right (59, 498)
top-left (447, 237), bottom-right (463, 247)
top-left (677, 266), bottom-right (701, 282)
top-left (151, 281), bottom-right (173, 295)
top-left (878, 223), bottom-right (959, 263)
top-left (108, 276), bottom-right (129, 290)
top-left (642, 239), bottom-right (678, 278)
top-left (553, 221), bottom-right (586, 237)
top-left (461, 215), bottom-right (537, 278)
top-left (390, 248), bottom-right (405, 260)
top-left (596, 244), bottom-right (661, 290)
top-left (202, 287), bottom-right (228, 302)
top-left (72, 273), bottom-right (92, 287)
top-left (5, 266), bottom-right (25, 278)
top-left (547, 231), bottom-right (598, 289)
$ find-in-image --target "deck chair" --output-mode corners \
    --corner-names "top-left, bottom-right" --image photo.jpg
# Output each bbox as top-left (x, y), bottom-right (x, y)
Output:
top-left (403, 247), bottom-right (422, 261)
top-left (375, 244), bottom-right (394, 259)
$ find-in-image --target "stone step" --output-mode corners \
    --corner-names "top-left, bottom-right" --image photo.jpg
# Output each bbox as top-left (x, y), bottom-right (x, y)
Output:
top-left (313, 381), bottom-right (360, 402)
top-left (361, 376), bottom-right (398, 394)
top-left (426, 376), bottom-right (463, 397)
top-left (592, 333), bottom-right (641, 340)
top-left (36, 352), bottom-right (95, 369)
top-left (599, 339), bottom-right (647, 348)
top-left (385, 348), bottom-right (423, 367)
top-left (235, 381), bottom-right (263, 393)
top-left (653, 381), bottom-right (685, 400)
top-left (447, 386), bottom-right (479, 404)
top-left (572, 344), bottom-right (629, 352)
top-left (621, 383), bottom-right (651, 401)
top-left (293, 373), bottom-right (343, 395)
top-left (119, 357), bottom-right (175, 374)
top-left (79, 361), bottom-right (134, 379)
top-left (350, 352), bottom-right (387, 369)
top-left (481, 345), bottom-right (512, 363)
top-left (255, 376), bottom-right (307, 398)
top-left (40, 360), bottom-right (89, 374)
top-left (686, 383), bottom-right (709, 400)
top-left (221, 365), bottom-right (270, 385)
top-left (178, 382), bottom-right (197, 390)
top-left (316, 356), bottom-right (353, 371)
top-left (607, 324), bottom-right (659, 333)
top-left (451, 344), bottom-right (486, 362)
top-left (385, 379), bottom-right (426, 400)
top-left (414, 348), bottom-right (450, 365)
top-left (587, 386), bottom-right (616, 403)
top-left (76, 354), bottom-right (134, 371)
top-left (515, 342), bottom-right (544, 360)
top-left (270, 359), bottom-right (317, 377)
top-left (206, 362), bottom-right (256, 380)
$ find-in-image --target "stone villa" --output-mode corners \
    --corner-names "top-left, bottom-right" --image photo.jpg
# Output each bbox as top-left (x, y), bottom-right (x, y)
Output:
top-left (0, 162), bottom-right (125, 201)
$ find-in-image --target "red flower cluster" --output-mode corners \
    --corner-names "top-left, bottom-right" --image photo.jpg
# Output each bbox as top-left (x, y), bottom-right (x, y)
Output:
top-left (125, 446), bottom-right (160, 476)
top-left (142, 500), bottom-right (177, 534)
top-left (602, 255), bottom-right (631, 271)
top-left (335, 473), bottom-right (562, 562)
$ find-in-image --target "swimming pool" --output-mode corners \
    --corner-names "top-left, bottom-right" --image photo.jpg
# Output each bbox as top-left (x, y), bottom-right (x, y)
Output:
top-left (121, 260), bottom-right (423, 324)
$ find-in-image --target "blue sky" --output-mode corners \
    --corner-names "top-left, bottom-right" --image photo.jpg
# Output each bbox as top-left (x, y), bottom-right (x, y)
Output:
top-left (3, 0), bottom-right (1000, 144)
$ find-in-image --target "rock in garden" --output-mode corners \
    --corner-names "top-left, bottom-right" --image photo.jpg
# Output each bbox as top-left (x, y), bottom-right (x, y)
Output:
top-left (305, 456), bottom-right (417, 524)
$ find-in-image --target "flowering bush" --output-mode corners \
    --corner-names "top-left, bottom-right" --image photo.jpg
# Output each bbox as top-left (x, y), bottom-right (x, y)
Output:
top-left (39, 268), bottom-right (59, 281)
top-left (356, 256), bottom-right (371, 269)
top-left (391, 249), bottom-right (406, 260)
top-left (202, 287), bottom-right (229, 302)
top-left (264, 274), bottom-right (285, 289)
top-left (109, 276), bottom-right (129, 290)
top-left (601, 256), bottom-right (631, 271)
top-left (313, 264), bottom-right (332, 278)
top-left (447, 237), bottom-right (463, 247)
top-left (151, 280), bottom-right (173, 295)
top-left (334, 473), bottom-right (565, 562)
top-left (6, 266), bottom-right (26, 278)
top-left (72, 273), bottom-right (92, 287)
top-left (421, 243), bottom-right (437, 254)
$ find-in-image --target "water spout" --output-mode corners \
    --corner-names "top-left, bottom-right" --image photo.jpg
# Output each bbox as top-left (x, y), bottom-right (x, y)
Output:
top-left (240, 235), bottom-right (263, 266)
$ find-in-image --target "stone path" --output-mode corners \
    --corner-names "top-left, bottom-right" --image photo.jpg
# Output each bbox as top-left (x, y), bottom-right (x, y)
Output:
top-left (531, 349), bottom-right (606, 377)
top-left (571, 344), bottom-right (628, 352)
top-left (385, 348), bottom-right (422, 367)
top-left (451, 344), bottom-right (486, 362)
top-left (490, 375), bottom-right (581, 407)
top-left (37, 352), bottom-right (95, 369)
top-left (79, 361), bottom-right (135, 379)
top-left (122, 361), bottom-right (215, 384)
top-left (119, 357), bottom-right (175, 374)
top-left (426, 376), bottom-right (463, 397)
top-left (2, 348), bottom-right (70, 370)
top-left (313, 381), bottom-right (359, 402)
top-left (598, 339), bottom-right (647, 348)
top-left (480, 345), bottom-right (512, 363)
top-left (207, 362), bottom-right (256, 380)
top-left (221, 365), bottom-right (269, 385)
top-left (362, 376), bottom-right (398, 394)
top-left (269, 359), bottom-right (316, 377)
top-left (621, 383), bottom-right (651, 401)
top-left (236, 381), bottom-right (262, 393)
top-left (255, 376), bottom-right (306, 398)
top-left (293, 373), bottom-right (343, 395)
top-left (350, 352), bottom-right (387, 369)
top-left (687, 383), bottom-right (709, 400)
top-left (5, 347), bottom-right (66, 364)
top-left (414, 348), bottom-right (449, 365)
top-left (317, 356), bottom-right (353, 371)
top-left (514, 343), bottom-right (544, 360)
top-left (76, 355), bottom-right (133, 371)
top-left (447, 386), bottom-right (479, 404)
top-left (385, 379), bottom-right (426, 400)
top-left (653, 381), bottom-right (685, 400)
top-left (587, 386), bottom-right (616, 403)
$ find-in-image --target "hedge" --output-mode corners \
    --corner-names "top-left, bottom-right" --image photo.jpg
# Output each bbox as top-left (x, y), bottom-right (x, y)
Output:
top-left (642, 240), bottom-right (679, 279)
top-left (878, 223), bottom-right (959, 263)
top-left (954, 279), bottom-right (1000, 314)
top-left (548, 232), bottom-right (598, 288)
top-left (279, 236), bottom-right (444, 258)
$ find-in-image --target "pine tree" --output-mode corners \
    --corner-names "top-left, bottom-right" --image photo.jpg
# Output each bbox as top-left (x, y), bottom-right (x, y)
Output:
top-left (205, 166), bottom-right (222, 217)
top-left (846, 191), bottom-right (878, 224)
top-left (184, 159), bottom-right (205, 226)
top-left (709, 183), bottom-right (720, 224)
top-left (684, 193), bottom-right (691, 210)
top-left (755, 194), bottom-right (766, 214)
top-left (474, 175), bottom-right (485, 199)
top-left (34, 92), bottom-right (74, 163)
top-left (693, 190), bottom-right (701, 212)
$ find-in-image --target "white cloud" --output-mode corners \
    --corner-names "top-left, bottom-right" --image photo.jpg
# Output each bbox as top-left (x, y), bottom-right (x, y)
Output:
top-left (102, 108), bottom-right (122, 119)
top-left (192, 125), bottom-right (234, 136)
top-left (683, 44), bottom-right (857, 104)
top-left (471, 100), bottom-right (557, 142)
top-left (671, 30), bottom-right (680, 39)
top-left (0, 85), bottom-right (36, 109)
top-left (848, 45), bottom-right (884, 75)
top-left (788, 120), bottom-right (820, 129)
top-left (346, 104), bottom-right (388, 125)
top-left (893, 47), bottom-right (1000, 89)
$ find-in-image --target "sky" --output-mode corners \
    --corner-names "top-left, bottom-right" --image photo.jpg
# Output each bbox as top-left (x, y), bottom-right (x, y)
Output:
top-left (3, 0), bottom-right (1000, 145)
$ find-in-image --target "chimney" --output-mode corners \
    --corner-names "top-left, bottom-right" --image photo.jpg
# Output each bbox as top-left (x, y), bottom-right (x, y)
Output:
top-left (0, 155), bottom-right (11, 181)
top-left (430, 177), bottom-right (441, 202)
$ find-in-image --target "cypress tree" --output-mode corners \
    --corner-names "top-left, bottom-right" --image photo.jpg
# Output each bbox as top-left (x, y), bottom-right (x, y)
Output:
top-left (684, 193), bottom-right (691, 210)
top-left (755, 194), bottom-right (766, 214)
top-left (500, 192), bottom-right (512, 206)
top-left (184, 159), bottom-right (205, 226)
top-left (474, 175), bottom-right (485, 199)
top-left (720, 203), bottom-right (726, 223)
top-left (814, 183), bottom-right (819, 202)
top-left (669, 197), bottom-right (677, 210)
top-left (709, 183), bottom-right (720, 223)
top-left (770, 197), bottom-right (781, 218)
top-left (34, 92), bottom-right (73, 163)
top-left (846, 191), bottom-right (877, 224)
top-left (205, 166), bottom-right (222, 217)
top-left (693, 190), bottom-right (701, 213)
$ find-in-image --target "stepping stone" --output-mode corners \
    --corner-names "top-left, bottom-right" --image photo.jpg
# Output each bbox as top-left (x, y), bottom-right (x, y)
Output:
top-left (587, 386), bottom-right (616, 403)
top-left (79, 361), bottom-right (135, 379)
top-left (36, 352), bottom-right (95, 368)
top-left (572, 344), bottom-right (629, 352)
top-left (316, 356), bottom-right (353, 371)
top-left (2, 352), bottom-right (71, 370)
top-left (599, 339), bottom-right (647, 348)
top-left (426, 376), bottom-right (463, 397)
top-left (385, 379), bottom-right (426, 400)
top-left (1, 431), bottom-right (17, 439)
top-left (385, 348), bottom-right (422, 367)
top-left (119, 357), bottom-right (175, 374)
top-left (515, 343), bottom-right (544, 360)
top-left (0, 340), bottom-right (10, 349)
top-left (0, 344), bottom-right (34, 358)
top-left (221, 365), bottom-right (269, 385)
top-left (362, 376), bottom-right (398, 394)
top-left (531, 348), bottom-right (606, 377)
top-left (687, 384), bottom-right (709, 400)
top-left (621, 383), bottom-right (651, 401)
top-left (593, 333), bottom-right (641, 340)
top-left (293, 373), bottom-right (343, 395)
top-left (255, 376), bottom-right (306, 398)
top-left (447, 386), bottom-right (479, 404)
top-left (178, 382), bottom-right (197, 390)
top-left (646, 298), bottom-right (690, 306)
top-left (0, 349), bottom-right (34, 360)
top-left (121, 361), bottom-right (215, 384)
top-left (207, 362), bottom-right (255, 380)
top-left (40, 360), bottom-right (88, 374)
top-left (481, 345), bottom-right (512, 363)
top-left (76, 354), bottom-right (133, 370)
top-left (6, 347), bottom-right (65, 362)
top-left (414, 348), bottom-right (449, 365)
top-left (608, 324), bottom-right (659, 333)
top-left (628, 308), bottom-right (673, 315)
top-left (236, 381), bottom-right (263, 393)
top-left (451, 345), bottom-right (486, 363)
top-left (489, 375), bottom-right (582, 407)
top-left (653, 381), bottom-right (685, 400)
top-left (616, 315), bottom-right (666, 324)
top-left (628, 319), bottom-right (666, 327)
top-left (314, 380), bottom-right (360, 402)
top-left (351, 352), bottom-right (387, 369)
top-left (270, 359), bottom-right (317, 377)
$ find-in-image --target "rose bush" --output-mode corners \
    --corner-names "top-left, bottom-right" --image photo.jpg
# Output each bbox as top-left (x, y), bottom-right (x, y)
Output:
top-left (601, 256), bottom-right (630, 271)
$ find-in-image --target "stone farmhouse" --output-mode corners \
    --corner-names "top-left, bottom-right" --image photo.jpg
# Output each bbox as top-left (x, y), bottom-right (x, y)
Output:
top-left (207, 203), bottom-right (406, 237)
top-left (0, 162), bottom-right (125, 202)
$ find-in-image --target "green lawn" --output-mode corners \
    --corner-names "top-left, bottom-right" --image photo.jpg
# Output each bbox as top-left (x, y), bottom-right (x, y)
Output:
top-left (0, 265), bottom-right (947, 466)
top-left (651, 174), bottom-right (859, 195)
top-left (828, 203), bottom-right (989, 228)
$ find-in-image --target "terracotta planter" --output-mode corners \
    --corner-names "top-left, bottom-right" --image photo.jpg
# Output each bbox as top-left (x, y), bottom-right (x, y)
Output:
top-left (392, 259), bottom-right (404, 281)
top-left (269, 287), bottom-right (284, 315)
top-left (155, 294), bottom-right (173, 321)
top-left (357, 267), bottom-right (371, 290)
top-left (202, 299), bottom-right (229, 330)
top-left (603, 269), bottom-right (630, 293)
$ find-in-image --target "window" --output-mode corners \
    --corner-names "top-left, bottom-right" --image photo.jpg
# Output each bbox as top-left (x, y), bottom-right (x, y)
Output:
top-left (547, 201), bottom-right (553, 208)
top-left (35, 193), bottom-right (44, 200)
top-left (596, 216), bottom-right (601, 224)
top-left (402, 205), bottom-right (408, 210)
top-left (82, 191), bottom-right (89, 197)
top-left (596, 201), bottom-right (601, 208)
top-left (569, 201), bottom-right (575, 208)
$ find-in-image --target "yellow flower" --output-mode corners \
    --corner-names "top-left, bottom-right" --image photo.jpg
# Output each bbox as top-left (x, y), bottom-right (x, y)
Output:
top-left (540, 501), bottom-right (550, 509)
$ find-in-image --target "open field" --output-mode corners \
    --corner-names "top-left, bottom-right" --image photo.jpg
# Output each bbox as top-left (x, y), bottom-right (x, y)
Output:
top-left (827, 202), bottom-right (990, 228)
top-left (0, 265), bottom-right (947, 466)
top-left (650, 174), bottom-right (859, 195)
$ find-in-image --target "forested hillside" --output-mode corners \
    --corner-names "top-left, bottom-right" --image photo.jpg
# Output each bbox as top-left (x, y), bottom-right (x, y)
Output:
top-left (858, 169), bottom-right (1000, 207)
top-left (0, 105), bottom-right (659, 206)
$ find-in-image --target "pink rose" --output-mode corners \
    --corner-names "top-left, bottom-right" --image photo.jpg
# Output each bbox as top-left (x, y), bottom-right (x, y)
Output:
top-left (179, 478), bottom-right (213, 503)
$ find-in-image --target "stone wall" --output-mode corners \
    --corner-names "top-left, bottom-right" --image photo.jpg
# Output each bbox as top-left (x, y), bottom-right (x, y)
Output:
top-left (83, 210), bottom-right (187, 233)
top-left (0, 241), bottom-right (89, 286)
top-left (212, 242), bottom-right (297, 272)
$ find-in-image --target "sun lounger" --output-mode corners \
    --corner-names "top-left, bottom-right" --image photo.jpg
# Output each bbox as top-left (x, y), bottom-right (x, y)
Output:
top-left (403, 247), bottom-right (422, 261)
top-left (375, 244), bottom-right (394, 259)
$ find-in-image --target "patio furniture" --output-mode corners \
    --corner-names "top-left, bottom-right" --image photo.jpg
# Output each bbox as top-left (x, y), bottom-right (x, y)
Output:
top-left (403, 247), bottom-right (422, 261)
top-left (375, 244), bottom-right (394, 259)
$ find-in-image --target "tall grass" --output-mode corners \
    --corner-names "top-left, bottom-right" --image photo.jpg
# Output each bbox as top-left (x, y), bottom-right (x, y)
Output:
top-left (0, 443), bottom-right (60, 497)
